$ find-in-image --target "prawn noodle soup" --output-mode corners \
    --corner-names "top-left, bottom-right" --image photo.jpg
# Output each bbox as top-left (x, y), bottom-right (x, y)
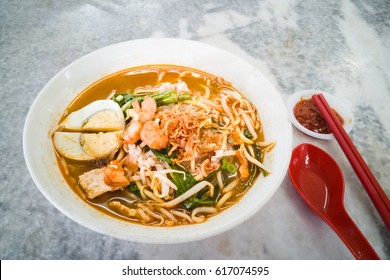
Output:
top-left (52, 65), bottom-right (275, 226)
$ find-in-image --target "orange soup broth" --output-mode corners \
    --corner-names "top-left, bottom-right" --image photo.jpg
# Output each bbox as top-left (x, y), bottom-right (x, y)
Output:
top-left (55, 65), bottom-right (265, 225)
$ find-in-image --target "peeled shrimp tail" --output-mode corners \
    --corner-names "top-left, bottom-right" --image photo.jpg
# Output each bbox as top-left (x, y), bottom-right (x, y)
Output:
top-left (140, 120), bottom-right (168, 150)
top-left (123, 121), bottom-right (142, 144)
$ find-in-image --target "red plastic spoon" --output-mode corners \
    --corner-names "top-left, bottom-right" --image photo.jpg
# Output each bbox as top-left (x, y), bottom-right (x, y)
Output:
top-left (289, 143), bottom-right (380, 260)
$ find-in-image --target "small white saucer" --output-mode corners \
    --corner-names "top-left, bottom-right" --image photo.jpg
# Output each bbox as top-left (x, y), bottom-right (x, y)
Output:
top-left (286, 90), bottom-right (354, 140)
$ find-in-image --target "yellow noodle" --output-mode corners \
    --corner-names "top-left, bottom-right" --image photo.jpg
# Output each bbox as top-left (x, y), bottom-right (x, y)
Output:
top-left (216, 191), bottom-right (233, 209)
top-left (221, 89), bottom-right (242, 102)
top-left (257, 140), bottom-right (276, 151)
top-left (222, 178), bottom-right (240, 194)
top-left (157, 181), bottom-right (213, 208)
top-left (231, 100), bottom-right (240, 119)
top-left (183, 100), bottom-right (210, 112)
top-left (217, 171), bottom-right (224, 191)
top-left (138, 204), bottom-right (164, 222)
top-left (235, 126), bottom-right (254, 144)
top-left (158, 207), bottom-right (178, 223)
top-left (137, 208), bottom-right (151, 222)
top-left (115, 149), bottom-right (125, 161)
top-left (246, 144), bottom-right (255, 157)
top-left (199, 84), bottom-right (210, 98)
top-left (242, 145), bottom-right (272, 174)
top-left (106, 90), bottom-right (117, 100)
top-left (238, 108), bottom-right (257, 140)
top-left (191, 207), bottom-right (217, 223)
top-left (221, 95), bottom-right (233, 118)
top-left (171, 210), bottom-right (193, 223)
top-left (143, 189), bottom-right (165, 203)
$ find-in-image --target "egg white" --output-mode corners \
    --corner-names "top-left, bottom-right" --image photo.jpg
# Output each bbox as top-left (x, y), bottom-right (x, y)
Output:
top-left (61, 100), bottom-right (125, 132)
top-left (54, 131), bottom-right (122, 161)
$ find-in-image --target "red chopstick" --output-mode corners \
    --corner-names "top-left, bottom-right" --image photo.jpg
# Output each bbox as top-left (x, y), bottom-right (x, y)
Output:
top-left (312, 93), bottom-right (390, 230)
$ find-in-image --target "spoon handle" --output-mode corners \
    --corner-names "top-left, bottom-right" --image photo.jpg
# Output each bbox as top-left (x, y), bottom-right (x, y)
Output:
top-left (330, 209), bottom-right (380, 260)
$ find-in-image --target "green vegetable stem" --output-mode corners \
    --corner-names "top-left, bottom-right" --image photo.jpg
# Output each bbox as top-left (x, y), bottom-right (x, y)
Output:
top-left (112, 90), bottom-right (191, 114)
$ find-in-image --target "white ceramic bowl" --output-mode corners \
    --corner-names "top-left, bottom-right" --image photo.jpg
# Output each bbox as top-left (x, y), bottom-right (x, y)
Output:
top-left (23, 38), bottom-right (292, 243)
top-left (286, 90), bottom-right (354, 140)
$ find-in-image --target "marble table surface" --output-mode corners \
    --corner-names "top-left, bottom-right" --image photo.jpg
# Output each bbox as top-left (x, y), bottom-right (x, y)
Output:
top-left (1, 0), bottom-right (389, 260)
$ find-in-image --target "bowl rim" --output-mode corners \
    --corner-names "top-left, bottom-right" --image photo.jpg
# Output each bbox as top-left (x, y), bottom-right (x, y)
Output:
top-left (286, 89), bottom-right (354, 140)
top-left (23, 38), bottom-right (292, 243)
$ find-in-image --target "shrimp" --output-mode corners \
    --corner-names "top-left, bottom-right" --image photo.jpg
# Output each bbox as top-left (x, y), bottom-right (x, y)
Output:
top-left (140, 120), bottom-right (169, 150)
top-left (104, 160), bottom-right (130, 188)
top-left (236, 148), bottom-right (249, 179)
top-left (123, 97), bottom-right (157, 144)
top-left (133, 96), bottom-right (156, 123)
top-left (123, 121), bottom-right (142, 144)
top-left (122, 154), bottom-right (138, 172)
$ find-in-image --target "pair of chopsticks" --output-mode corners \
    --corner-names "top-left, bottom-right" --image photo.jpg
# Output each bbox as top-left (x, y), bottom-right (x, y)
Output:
top-left (312, 93), bottom-right (390, 231)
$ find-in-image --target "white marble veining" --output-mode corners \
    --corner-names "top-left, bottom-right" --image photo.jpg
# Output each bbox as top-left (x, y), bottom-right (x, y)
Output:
top-left (0, 0), bottom-right (389, 259)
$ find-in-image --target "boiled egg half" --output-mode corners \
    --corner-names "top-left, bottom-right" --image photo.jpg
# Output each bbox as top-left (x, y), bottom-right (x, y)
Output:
top-left (53, 100), bottom-right (125, 161)
top-left (61, 100), bottom-right (125, 132)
